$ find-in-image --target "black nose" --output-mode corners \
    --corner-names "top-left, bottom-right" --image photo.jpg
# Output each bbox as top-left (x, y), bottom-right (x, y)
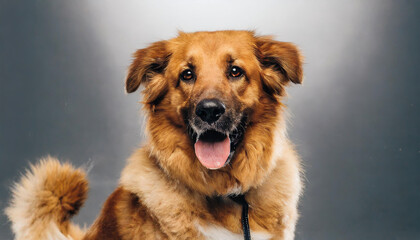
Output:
top-left (195, 99), bottom-right (226, 124)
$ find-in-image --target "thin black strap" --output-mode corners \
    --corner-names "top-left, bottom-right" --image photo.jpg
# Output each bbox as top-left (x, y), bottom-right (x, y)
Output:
top-left (229, 194), bottom-right (251, 240)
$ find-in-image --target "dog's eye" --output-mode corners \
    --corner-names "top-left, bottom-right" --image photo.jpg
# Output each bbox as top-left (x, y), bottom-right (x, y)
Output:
top-left (229, 66), bottom-right (243, 78)
top-left (180, 69), bottom-right (195, 82)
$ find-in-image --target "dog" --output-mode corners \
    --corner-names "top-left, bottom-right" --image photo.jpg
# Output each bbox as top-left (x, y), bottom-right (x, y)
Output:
top-left (5, 30), bottom-right (304, 240)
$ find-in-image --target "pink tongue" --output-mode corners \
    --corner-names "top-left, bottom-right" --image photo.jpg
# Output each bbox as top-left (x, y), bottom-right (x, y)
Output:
top-left (194, 137), bottom-right (230, 169)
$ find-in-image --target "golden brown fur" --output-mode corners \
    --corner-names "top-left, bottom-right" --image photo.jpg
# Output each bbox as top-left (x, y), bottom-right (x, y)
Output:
top-left (6, 30), bottom-right (304, 240)
top-left (5, 157), bottom-right (88, 240)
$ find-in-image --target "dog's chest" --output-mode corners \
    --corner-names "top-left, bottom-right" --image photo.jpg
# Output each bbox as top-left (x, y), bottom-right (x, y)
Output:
top-left (196, 223), bottom-right (272, 240)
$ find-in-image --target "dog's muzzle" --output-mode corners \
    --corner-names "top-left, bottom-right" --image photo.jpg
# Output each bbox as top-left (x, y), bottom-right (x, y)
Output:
top-left (188, 98), bottom-right (247, 170)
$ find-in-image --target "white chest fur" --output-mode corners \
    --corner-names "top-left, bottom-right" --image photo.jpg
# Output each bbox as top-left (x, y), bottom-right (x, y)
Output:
top-left (196, 223), bottom-right (272, 240)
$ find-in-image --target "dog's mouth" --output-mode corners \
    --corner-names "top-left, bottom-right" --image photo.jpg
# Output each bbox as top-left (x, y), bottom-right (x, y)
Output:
top-left (189, 116), bottom-right (247, 170)
top-left (194, 130), bottom-right (230, 169)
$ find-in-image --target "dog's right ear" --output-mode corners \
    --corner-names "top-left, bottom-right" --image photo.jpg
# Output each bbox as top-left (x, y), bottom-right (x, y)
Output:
top-left (125, 41), bottom-right (170, 104)
top-left (255, 37), bottom-right (303, 97)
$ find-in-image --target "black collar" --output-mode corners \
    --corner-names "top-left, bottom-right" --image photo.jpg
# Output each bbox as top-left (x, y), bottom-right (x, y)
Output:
top-left (229, 194), bottom-right (251, 240)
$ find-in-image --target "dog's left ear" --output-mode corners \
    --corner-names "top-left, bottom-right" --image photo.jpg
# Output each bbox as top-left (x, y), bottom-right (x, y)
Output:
top-left (125, 41), bottom-right (170, 105)
top-left (256, 37), bottom-right (303, 96)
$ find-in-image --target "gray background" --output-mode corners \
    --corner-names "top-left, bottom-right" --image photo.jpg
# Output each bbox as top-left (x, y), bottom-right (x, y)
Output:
top-left (1, 0), bottom-right (419, 239)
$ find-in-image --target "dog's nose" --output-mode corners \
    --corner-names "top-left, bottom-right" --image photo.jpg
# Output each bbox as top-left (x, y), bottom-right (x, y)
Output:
top-left (196, 99), bottom-right (226, 124)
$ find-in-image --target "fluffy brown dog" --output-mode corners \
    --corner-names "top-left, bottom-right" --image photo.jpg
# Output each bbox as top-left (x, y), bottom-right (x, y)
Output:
top-left (6, 30), bottom-right (303, 240)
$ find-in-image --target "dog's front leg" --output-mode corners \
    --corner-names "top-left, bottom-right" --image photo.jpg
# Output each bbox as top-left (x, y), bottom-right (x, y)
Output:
top-left (120, 148), bottom-right (208, 240)
top-left (246, 144), bottom-right (302, 240)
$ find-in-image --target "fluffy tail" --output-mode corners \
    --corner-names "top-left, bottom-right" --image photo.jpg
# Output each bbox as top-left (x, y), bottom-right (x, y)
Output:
top-left (5, 157), bottom-right (89, 240)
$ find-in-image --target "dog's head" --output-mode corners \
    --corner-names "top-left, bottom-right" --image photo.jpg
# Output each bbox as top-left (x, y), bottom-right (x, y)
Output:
top-left (126, 31), bottom-right (302, 195)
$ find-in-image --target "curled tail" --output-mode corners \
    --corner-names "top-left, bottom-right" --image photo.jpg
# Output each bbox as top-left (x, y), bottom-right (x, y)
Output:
top-left (5, 157), bottom-right (89, 240)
